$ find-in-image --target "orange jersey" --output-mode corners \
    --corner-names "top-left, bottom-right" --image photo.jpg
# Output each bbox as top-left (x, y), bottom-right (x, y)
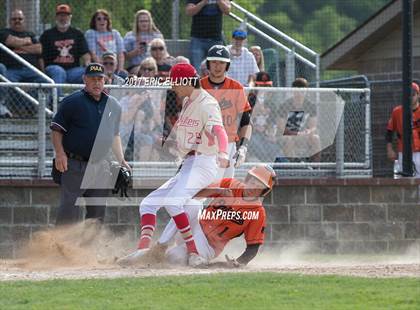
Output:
top-left (387, 105), bottom-right (420, 152)
top-left (201, 77), bottom-right (251, 142)
top-left (199, 178), bottom-right (266, 257)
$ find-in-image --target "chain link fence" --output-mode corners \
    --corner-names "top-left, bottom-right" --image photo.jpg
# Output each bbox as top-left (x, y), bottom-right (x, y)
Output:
top-left (0, 82), bottom-right (371, 179)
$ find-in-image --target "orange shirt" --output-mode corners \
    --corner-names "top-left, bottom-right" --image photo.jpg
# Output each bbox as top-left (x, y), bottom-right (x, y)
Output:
top-left (201, 77), bottom-right (251, 142)
top-left (199, 178), bottom-right (266, 257)
top-left (387, 105), bottom-right (420, 152)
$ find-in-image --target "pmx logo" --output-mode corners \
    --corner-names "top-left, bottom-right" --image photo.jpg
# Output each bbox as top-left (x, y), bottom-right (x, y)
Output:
top-left (178, 116), bottom-right (199, 127)
top-left (91, 65), bottom-right (103, 72)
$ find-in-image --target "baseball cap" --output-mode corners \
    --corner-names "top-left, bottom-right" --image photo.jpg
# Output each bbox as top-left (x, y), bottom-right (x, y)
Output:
top-left (56, 4), bottom-right (71, 15)
top-left (102, 51), bottom-right (117, 61)
top-left (232, 29), bottom-right (247, 39)
top-left (84, 63), bottom-right (105, 77)
top-left (255, 72), bottom-right (273, 86)
top-left (412, 82), bottom-right (419, 94)
top-left (170, 63), bottom-right (198, 83)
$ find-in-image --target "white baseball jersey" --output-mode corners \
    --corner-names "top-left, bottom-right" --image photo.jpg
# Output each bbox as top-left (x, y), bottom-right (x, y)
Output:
top-left (174, 89), bottom-right (223, 157)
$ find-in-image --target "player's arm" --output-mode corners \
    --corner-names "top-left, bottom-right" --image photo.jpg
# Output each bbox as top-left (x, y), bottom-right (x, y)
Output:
top-left (236, 244), bottom-right (260, 265)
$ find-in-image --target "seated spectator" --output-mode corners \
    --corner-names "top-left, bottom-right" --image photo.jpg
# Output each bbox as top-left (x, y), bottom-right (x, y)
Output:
top-left (0, 9), bottom-right (44, 83)
top-left (174, 56), bottom-right (190, 64)
top-left (0, 64), bottom-right (12, 117)
top-left (85, 9), bottom-right (126, 77)
top-left (227, 28), bottom-right (259, 86)
top-left (248, 45), bottom-right (265, 86)
top-left (124, 9), bottom-right (163, 74)
top-left (275, 77), bottom-right (321, 162)
top-left (149, 38), bottom-right (174, 80)
top-left (40, 4), bottom-right (90, 86)
top-left (102, 52), bottom-right (124, 85)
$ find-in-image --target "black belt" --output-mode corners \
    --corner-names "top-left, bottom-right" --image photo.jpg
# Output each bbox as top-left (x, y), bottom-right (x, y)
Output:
top-left (66, 152), bottom-right (89, 162)
top-left (186, 151), bottom-right (202, 156)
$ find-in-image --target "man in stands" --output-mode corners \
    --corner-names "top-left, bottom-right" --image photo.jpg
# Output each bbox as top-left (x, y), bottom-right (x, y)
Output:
top-left (40, 4), bottom-right (91, 85)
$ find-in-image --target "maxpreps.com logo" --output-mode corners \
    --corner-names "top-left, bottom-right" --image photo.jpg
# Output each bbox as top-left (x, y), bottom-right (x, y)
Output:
top-left (198, 206), bottom-right (260, 223)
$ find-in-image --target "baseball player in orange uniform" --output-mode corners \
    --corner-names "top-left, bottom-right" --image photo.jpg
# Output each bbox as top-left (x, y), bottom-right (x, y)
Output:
top-left (118, 165), bottom-right (275, 267)
top-left (386, 82), bottom-right (420, 176)
top-left (120, 63), bottom-right (230, 267)
top-left (201, 45), bottom-right (253, 178)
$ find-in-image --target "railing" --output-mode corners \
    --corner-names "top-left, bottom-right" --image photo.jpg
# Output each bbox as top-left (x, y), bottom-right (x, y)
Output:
top-left (229, 1), bottom-right (320, 87)
top-left (0, 82), bottom-right (371, 179)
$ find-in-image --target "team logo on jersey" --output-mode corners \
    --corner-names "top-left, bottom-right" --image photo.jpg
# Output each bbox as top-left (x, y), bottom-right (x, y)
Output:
top-left (177, 116), bottom-right (200, 127)
top-left (219, 98), bottom-right (233, 110)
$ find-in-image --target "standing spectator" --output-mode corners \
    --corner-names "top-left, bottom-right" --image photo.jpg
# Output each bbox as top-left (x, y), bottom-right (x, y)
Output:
top-left (201, 45), bottom-right (252, 178)
top-left (124, 9), bottom-right (163, 74)
top-left (386, 82), bottom-right (420, 176)
top-left (0, 9), bottom-right (43, 82)
top-left (50, 63), bottom-right (129, 225)
top-left (85, 9), bottom-right (126, 77)
top-left (186, 0), bottom-right (231, 71)
top-left (227, 28), bottom-right (259, 86)
top-left (249, 46), bottom-right (265, 72)
top-left (149, 38), bottom-right (174, 79)
top-left (40, 4), bottom-right (90, 86)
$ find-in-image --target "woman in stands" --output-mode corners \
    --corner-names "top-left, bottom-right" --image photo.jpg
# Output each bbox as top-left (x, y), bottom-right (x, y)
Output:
top-left (248, 46), bottom-right (265, 86)
top-left (149, 38), bottom-right (175, 80)
top-left (124, 10), bottom-right (163, 74)
top-left (85, 9), bottom-right (126, 77)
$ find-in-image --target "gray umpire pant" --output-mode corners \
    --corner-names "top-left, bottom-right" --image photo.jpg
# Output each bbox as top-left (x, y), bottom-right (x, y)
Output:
top-left (56, 158), bottom-right (110, 225)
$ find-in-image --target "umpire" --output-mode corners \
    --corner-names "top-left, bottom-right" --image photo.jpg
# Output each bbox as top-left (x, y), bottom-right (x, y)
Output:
top-left (50, 63), bottom-right (130, 225)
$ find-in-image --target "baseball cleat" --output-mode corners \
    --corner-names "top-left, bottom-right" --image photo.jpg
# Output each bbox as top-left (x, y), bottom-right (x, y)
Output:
top-left (188, 253), bottom-right (208, 268)
top-left (116, 249), bottom-right (149, 267)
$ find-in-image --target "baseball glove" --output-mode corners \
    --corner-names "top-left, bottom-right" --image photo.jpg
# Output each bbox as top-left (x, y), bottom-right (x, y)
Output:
top-left (111, 163), bottom-right (131, 197)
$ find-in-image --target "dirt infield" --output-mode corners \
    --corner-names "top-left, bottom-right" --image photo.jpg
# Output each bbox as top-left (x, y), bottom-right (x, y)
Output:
top-left (1, 222), bottom-right (419, 281)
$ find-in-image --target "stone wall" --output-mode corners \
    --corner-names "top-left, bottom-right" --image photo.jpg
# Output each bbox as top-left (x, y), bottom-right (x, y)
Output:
top-left (0, 179), bottom-right (419, 258)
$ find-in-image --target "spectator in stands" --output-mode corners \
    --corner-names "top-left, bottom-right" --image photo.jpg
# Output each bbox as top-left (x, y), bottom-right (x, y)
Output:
top-left (386, 82), bottom-right (420, 177)
top-left (249, 46), bottom-right (265, 72)
top-left (275, 78), bottom-right (321, 162)
top-left (149, 38), bottom-right (174, 79)
top-left (124, 9), bottom-right (163, 74)
top-left (186, 0), bottom-right (231, 71)
top-left (227, 28), bottom-right (259, 86)
top-left (247, 72), bottom-right (282, 162)
top-left (0, 64), bottom-right (12, 117)
top-left (102, 52), bottom-right (124, 85)
top-left (0, 9), bottom-right (43, 83)
top-left (85, 9), bottom-right (126, 77)
top-left (40, 4), bottom-right (90, 86)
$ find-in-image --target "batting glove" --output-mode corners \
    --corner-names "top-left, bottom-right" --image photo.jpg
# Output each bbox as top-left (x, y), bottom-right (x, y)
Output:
top-left (233, 145), bottom-right (247, 168)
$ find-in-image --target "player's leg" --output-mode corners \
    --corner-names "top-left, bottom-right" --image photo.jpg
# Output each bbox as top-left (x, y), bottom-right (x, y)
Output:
top-left (137, 176), bottom-right (179, 249)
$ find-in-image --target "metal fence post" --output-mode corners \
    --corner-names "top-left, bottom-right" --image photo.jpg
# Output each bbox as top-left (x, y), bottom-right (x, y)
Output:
top-left (172, 0), bottom-right (180, 40)
top-left (365, 89), bottom-right (371, 170)
top-left (315, 54), bottom-right (320, 87)
top-left (285, 49), bottom-right (295, 87)
top-left (37, 89), bottom-right (46, 178)
top-left (336, 109), bottom-right (345, 177)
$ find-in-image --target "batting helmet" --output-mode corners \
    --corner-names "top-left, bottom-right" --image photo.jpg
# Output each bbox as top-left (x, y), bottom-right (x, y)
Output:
top-left (206, 45), bottom-right (230, 71)
top-left (246, 165), bottom-right (276, 197)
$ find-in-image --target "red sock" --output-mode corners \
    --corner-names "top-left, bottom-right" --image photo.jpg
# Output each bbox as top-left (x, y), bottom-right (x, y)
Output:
top-left (138, 213), bottom-right (156, 249)
top-left (173, 212), bottom-right (198, 254)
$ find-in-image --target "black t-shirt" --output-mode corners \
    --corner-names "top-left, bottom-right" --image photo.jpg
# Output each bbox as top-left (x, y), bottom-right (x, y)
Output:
top-left (0, 28), bottom-right (39, 68)
top-left (51, 89), bottom-right (121, 160)
top-left (188, 0), bottom-right (225, 39)
top-left (40, 27), bottom-right (89, 69)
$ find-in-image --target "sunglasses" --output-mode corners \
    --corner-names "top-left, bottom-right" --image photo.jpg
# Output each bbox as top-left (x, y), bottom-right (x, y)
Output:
top-left (11, 17), bottom-right (23, 21)
top-left (151, 46), bottom-right (164, 51)
top-left (96, 16), bottom-right (108, 21)
top-left (141, 67), bottom-right (154, 72)
top-left (139, 19), bottom-right (149, 23)
top-left (103, 62), bottom-right (115, 66)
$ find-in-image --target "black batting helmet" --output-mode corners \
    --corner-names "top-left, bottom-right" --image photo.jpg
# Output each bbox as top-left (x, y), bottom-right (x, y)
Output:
top-left (206, 45), bottom-right (231, 71)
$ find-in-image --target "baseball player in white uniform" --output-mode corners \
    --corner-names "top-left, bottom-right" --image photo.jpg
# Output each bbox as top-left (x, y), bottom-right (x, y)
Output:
top-left (119, 63), bottom-right (229, 267)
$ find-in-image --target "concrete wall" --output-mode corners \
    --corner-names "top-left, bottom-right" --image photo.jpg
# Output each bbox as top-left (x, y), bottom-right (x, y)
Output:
top-left (0, 179), bottom-right (419, 258)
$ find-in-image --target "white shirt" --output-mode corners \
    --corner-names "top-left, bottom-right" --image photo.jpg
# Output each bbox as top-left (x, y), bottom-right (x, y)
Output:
top-left (227, 45), bottom-right (260, 86)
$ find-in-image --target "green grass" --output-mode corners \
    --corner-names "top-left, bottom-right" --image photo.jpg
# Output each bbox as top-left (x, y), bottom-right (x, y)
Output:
top-left (0, 272), bottom-right (419, 309)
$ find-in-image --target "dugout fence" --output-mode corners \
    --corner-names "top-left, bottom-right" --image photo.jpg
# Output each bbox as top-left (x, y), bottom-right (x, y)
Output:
top-left (0, 82), bottom-right (371, 180)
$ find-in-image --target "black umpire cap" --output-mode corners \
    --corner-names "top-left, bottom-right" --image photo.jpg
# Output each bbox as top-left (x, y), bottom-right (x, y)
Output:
top-left (84, 63), bottom-right (106, 77)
